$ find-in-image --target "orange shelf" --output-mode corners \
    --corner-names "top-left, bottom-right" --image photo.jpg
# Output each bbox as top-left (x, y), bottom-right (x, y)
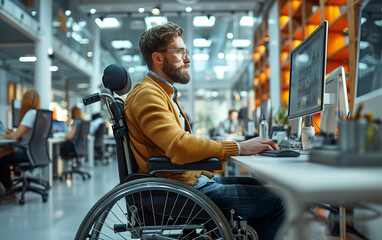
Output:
top-left (291, 1), bottom-right (302, 17)
top-left (306, 24), bottom-right (319, 35)
top-left (293, 26), bottom-right (303, 40)
top-left (328, 45), bottom-right (349, 61)
top-left (328, 10), bottom-right (348, 32)
top-left (324, 5), bottom-right (341, 24)
top-left (281, 40), bottom-right (291, 52)
top-left (307, 8), bottom-right (321, 25)
top-left (280, 1), bottom-right (290, 15)
top-left (325, 0), bottom-right (347, 5)
top-left (279, 15), bottom-right (290, 31)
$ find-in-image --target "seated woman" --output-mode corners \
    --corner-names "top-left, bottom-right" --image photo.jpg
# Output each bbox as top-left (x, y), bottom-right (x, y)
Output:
top-left (59, 106), bottom-right (83, 158)
top-left (0, 90), bottom-right (41, 193)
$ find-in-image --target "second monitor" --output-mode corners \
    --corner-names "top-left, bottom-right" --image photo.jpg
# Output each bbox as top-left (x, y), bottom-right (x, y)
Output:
top-left (288, 21), bottom-right (328, 122)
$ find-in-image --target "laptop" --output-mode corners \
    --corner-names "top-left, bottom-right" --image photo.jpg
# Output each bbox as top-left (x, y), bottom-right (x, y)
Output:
top-left (0, 121), bottom-right (6, 136)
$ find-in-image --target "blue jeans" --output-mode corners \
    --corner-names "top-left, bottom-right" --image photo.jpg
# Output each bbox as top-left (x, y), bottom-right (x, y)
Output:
top-left (194, 175), bottom-right (285, 240)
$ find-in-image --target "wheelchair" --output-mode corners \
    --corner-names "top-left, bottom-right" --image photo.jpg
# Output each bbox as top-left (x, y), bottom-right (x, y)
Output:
top-left (75, 64), bottom-right (259, 240)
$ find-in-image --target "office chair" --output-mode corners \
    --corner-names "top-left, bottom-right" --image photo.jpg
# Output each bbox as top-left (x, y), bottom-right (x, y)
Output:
top-left (60, 121), bottom-right (91, 181)
top-left (75, 64), bottom-right (258, 240)
top-left (93, 123), bottom-right (107, 165)
top-left (0, 110), bottom-right (52, 205)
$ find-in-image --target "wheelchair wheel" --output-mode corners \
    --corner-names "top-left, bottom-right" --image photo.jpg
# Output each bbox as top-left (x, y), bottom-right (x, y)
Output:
top-left (76, 177), bottom-right (233, 240)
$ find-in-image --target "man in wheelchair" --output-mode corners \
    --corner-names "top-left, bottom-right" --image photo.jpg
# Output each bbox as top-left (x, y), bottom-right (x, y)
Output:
top-left (122, 22), bottom-right (285, 240)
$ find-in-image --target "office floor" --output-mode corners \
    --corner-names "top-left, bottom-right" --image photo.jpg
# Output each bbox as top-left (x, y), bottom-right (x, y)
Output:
top-left (0, 161), bottom-right (119, 240)
top-left (0, 160), bottom-right (351, 240)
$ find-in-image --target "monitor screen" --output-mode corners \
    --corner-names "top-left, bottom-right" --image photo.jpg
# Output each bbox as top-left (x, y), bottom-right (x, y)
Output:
top-left (12, 99), bottom-right (21, 128)
top-left (288, 21), bottom-right (328, 120)
top-left (354, 0), bottom-right (382, 118)
top-left (51, 120), bottom-right (66, 133)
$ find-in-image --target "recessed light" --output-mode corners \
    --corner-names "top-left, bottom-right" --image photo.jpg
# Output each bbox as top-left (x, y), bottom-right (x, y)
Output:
top-left (49, 66), bottom-right (58, 72)
top-left (217, 52), bottom-right (225, 59)
top-left (240, 16), bottom-right (255, 26)
top-left (89, 8), bottom-right (96, 14)
top-left (138, 8), bottom-right (145, 13)
top-left (193, 38), bottom-right (211, 47)
top-left (112, 40), bottom-right (132, 49)
top-left (65, 10), bottom-right (71, 16)
top-left (232, 39), bottom-right (251, 47)
top-left (227, 33), bottom-right (233, 39)
top-left (95, 17), bottom-right (120, 28)
top-left (185, 7), bottom-right (192, 13)
top-left (19, 56), bottom-right (37, 62)
top-left (193, 16), bottom-right (215, 27)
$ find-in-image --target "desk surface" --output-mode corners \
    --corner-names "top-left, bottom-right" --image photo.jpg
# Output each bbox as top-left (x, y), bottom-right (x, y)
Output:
top-left (230, 154), bottom-right (382, 239)
top-left (0, 139), bottom-right (17, 144)
top-left (230, 155), bottom-right (382, 203)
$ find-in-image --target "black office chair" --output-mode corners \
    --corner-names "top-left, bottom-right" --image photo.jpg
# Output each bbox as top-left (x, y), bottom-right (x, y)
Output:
top-left (75, 64), bottom-right (258, 240)
top-left (93, 123), bottom-right (107, 165)
top-left (0, 110), bottom-right (52, 205)
top-left (60, 121), bottom-right (91, 181)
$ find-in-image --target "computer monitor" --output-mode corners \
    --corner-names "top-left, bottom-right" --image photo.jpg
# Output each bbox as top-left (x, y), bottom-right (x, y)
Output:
top-left (51, 120), bottom-right (66, 133)
top-left (354, 0), bottom-right (382, 119)
top-left (320, 66), bottom-right (349, 135)
top-left (12, 99), bottom-right (21, 128)
top-left (288, 21), bottom-right (328, 123)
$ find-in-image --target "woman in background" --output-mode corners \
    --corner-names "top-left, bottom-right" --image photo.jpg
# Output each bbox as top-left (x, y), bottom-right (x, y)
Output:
top-left (59, 106), bottom-right (83, 156)
top-left (0, 89), bottom-right (41, 192)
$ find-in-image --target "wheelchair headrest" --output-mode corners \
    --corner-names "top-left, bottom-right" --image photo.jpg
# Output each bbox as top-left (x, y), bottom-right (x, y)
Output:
top-left (102, 64), bottom-right (132, 96)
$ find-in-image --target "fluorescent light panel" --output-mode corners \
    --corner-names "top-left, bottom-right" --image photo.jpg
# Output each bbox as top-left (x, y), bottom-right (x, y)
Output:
top-left (95, 17), bottom-right (120, 28)
top-left (19, 56), bottom-right (37, 62)
top-left (193, 38), bottom-right (211, 47)
top-left (193, 53), bottom-right (209, 61)
top-left (232, 39), bottom-right (251, 47)
top-left (240, 16), bottom-right (254, 26)
top-left (193, 16), bottom-right (215, 27)
top-left (145, 16), bottom-right (168, 30)
top-left (112, 40), bottom-right (132, 49)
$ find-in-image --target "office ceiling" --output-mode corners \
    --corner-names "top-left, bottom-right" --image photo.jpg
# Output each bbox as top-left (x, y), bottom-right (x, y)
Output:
top-left (0, 0), bottom-right (272, 99)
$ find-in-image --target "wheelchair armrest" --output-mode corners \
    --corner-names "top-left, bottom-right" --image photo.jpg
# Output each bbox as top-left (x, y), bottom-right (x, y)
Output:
top-left (147, 156), bottom-right (222, 171)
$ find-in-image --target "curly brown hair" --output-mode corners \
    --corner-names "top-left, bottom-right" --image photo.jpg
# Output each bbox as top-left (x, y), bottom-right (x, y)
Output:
top-left (139, 22), bottom-right (183, 70)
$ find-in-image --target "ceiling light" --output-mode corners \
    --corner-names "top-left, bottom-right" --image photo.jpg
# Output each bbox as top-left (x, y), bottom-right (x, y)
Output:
top-left (95, 17), bottom-right (120, 28)
top-left (49, 66), bottom-right (58, 71)
top-left (145, 16), bottom-right (168, 30)
top-left (87, 51), bottom-right (93, 57)
top-left (121, 55), bottom-right (140, 62)
top-left (150, 7), bottom-right (161, 15)
top-left (226, 32), bottom-right (233, 39)
top-left (138, 8), bottom-right (145, 13)
top-left (193, 38), bottom-right (211, 47)
top-left (128, 67), bottom-right (135, 73)
top-left (217, 52), bottom-right (225, 59)
top-left (79, 38), bottom-right (89, 44)
top-left (65, 10), bottom-right (71, 16)
top-left (19, 56), bottom-right (37, 62)
top-left (185, 7), bottom-right (192, 13)
top-left (48, 48), bottom-right (53, 55)
top-left (89, 8), bottom-right (96, 14)
top-left (77, 83), bottom-right (89, 88)
top-left (193, 53), bottom-right (209, 61)
top-left (112, 40), bottom-right (132, 49)
top-left (232, 39), bottom-right (251, 47)
top-left (31, 11), bottom-right (37, 16)
top-left (193, 16), bottom-right (215, 27)
top-left (240, 16), bottom-right (255, 26)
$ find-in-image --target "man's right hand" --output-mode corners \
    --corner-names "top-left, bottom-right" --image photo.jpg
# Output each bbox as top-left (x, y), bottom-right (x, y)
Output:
top-left (238, 137), bottom-right (279, 156)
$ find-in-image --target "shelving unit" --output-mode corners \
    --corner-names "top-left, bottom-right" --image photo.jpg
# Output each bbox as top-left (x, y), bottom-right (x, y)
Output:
top-left (252, 19), bottom-right (270, 108)
top-left (252, 0), bottom-right (362, 128)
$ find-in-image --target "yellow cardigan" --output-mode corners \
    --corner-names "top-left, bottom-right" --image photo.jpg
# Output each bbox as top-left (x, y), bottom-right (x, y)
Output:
top-left (124, 73), bottom-right (239, 186)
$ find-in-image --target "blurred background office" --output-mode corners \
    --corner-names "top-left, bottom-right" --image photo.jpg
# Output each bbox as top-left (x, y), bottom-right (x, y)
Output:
top-left (1, 0), bottom-right (382, 239)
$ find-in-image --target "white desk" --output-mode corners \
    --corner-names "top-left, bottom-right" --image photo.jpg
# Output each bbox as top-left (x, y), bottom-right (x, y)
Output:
top-left (0, 139), bottom-right (17, 144)
top-left (229, 155), bottom-right (382, 239)
top-left (46, 136), bottom-right (94, 186)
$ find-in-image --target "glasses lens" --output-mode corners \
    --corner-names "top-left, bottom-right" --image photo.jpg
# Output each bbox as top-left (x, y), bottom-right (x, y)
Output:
top-left (184, 49), bottom-right (190, 59)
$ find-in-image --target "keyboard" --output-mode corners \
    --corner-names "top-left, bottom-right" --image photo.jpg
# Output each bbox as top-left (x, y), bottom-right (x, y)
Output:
top-left (259, 149), bottom-right (300, 157)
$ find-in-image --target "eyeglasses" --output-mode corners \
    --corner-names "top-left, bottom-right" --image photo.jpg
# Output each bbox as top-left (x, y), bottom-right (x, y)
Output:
top-left (158, 48), bottom-right (190, 60)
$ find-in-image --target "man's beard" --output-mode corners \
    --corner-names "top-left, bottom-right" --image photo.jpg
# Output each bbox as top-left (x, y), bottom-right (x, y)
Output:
top-left (162, 58), bottom-right (190, 84)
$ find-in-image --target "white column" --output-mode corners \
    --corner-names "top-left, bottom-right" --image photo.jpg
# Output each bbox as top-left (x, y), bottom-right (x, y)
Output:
top-left (90, 17), bottom-right (101, 113)
top-left (34, 0), bottom-right (52, 109)
top-left (0, 69), bottom-right (7, 124)
top-left (186, 14), bottom-right (195, 121)
top-left (268, 1), bottom-right (281, 112)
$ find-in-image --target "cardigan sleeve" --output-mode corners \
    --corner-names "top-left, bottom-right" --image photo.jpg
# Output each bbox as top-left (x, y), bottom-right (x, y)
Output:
top-left (127, 86), bottom-right (238, 165)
